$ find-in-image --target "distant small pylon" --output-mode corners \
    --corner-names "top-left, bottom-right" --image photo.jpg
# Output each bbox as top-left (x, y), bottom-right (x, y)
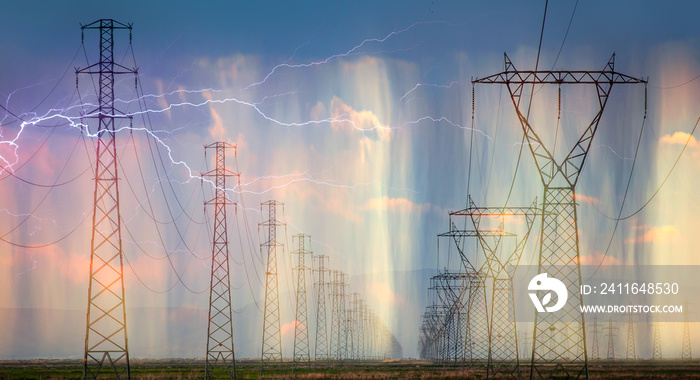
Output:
top-left (652, 317), bottom-right (662, 360)
top-left (604, 319), bottom-right (617, 360)
top-left (625, 313), bottom-right (636, 360)
top-left (260, 200), bottom-right (285, 375)
top-left (590, 315), bottom-right (600, 360)
top-left (292, 234), bottom-right (312, 372)
top-left (682, 302), bottom-right (692, 359)
top-left (314, 255), bottom-right (330, 364)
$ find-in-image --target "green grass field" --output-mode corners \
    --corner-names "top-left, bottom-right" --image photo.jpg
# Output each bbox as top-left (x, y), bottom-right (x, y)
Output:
top-left (2, 359), bottom-right (700, 379)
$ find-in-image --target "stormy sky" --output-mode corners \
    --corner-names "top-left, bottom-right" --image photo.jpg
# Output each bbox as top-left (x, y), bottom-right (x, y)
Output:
top-left (1, 1), bottom-right (699, 359)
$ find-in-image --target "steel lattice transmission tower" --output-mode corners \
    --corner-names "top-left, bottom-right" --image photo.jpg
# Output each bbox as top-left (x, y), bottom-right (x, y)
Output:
top-left (682, 303), bottom-right (692, 359)
top-left (453, 197), bottom-right (539, 378)
top-left (604, 319), bottom-right (617, 360)
top-left (77, 19), bottom-right (137, 380)
top-left (203, 142), bottom-right (239, 379)
top-left (330, 270), bottom-right (349, 360)
top-left (292, 234), bottom-right (312, 372)
top-left (330, 269), bottom-right (340, 360)
top-left (338, 273), bottom-right (349, 360)
top-left (436, 226), bottom-right (490, 365)
top-left (314, 255), bottom-right (330, 364)
top-left (625, 314), bottom-right (636, 360)
top-left (651, 317), bottom-right (661, 360)
top-left (590, 316), bottom-right (600, 360)
top-left (260, 200), bottom-right (285, 373)
top-left (473, 53), bottom-right (646, 379)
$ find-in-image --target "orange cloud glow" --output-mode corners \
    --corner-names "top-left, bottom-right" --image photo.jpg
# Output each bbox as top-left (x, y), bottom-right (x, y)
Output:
top-left (363, 196), bottom-right (430, 213)
top-left (660, 131), bottom-right (697, 147)
top-left (367, 282), bottom-right (404, 305)
top-left (626, 225), bottom-right (679, 244)
top-left (281, 320), bottom-right (305, 337)
top-left (574, 193), bottom-right (601, 205)
top-left (578, 251), bottom-right (621, 266)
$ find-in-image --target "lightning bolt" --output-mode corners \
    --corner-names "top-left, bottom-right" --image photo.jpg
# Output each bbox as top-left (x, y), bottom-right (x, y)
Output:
top-left (244, 20), bottom-right (454, 90)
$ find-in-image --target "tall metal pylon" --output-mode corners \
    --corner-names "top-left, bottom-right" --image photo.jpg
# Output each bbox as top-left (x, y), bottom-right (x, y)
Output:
top-left (437, 225), bottom-right (492, 365)
top-left (338, 273), bottom-right (349, 360)
top-left (682, 304), bottom-right (692, 359)
top-left (203, 142), bottom-right (238, 379)
top-left (356, 296), bottom-right (366, 360)
top-left (349, 293), bottom-right (360, 360)
top-left (345, 290), bottom-right (355, 360)
top-left (604, 319), bottom-right (617, 360)
top-left (260, 200), bottom-right (285, 373)
top-left (625, 314), bottom-right (636, 360)
top-left (330, 269), bottom-right (340, 360)
top-left (77, 19), bottom-right (137, 380)
top-left (473, 53), bottom-right (647, 379)
top-left (651, 317), bottom-right (661, 360)
top-left (292, 234), bottom-right (311, 372)
top-left (454, 197), bottom-right (539, 378)
top-left (314, 255), bottom-right (330, 363)
top-left (590, 316), bottom-right (600, 360)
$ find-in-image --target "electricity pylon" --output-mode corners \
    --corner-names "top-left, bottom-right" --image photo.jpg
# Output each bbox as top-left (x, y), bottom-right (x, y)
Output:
top-left (349, 293), bottom-right (360, 360)
top-left (314, 255), bottom-right (330, 364)
top-left (436, 227), bottom-right (492, 366)
top-left (77, 19), bottom-right (137, 380)
top-left (604, 319), bottom-right (617, 360)
top-left (355, 296), bottom-right (365, 360)
top-left (345, 291), bottom-right (355, 360)
top-left (682, 302), bottom-right (692, 359)
top-left (338, 273), bottom-right (349, 360)
top-left (452, 197), bottom-right (539, 378)
top-left (260, 200), bottom-right (285, 374)
top-left (330, 270), bottom-right (348, 360)
top-left (651, 317), bottom-right (661, 360)
top-left (292, 234), bottom-right (311, 372)
top-left (590, 316), bottom-right (600, 360)
top-left (625, 313), bottom-right (636, 360)
top-left (203, 142), bottom-right (238, 379)
top-left (473, 53), bottom-right (647, 380)
top-left (330, 269), bottom-right (340, 360)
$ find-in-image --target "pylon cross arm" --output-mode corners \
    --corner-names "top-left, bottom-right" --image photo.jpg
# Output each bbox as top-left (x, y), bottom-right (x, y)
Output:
top-left (473, 53), bottom-right (646, 189)
top-left (472, 53), bottom-right (646, 85)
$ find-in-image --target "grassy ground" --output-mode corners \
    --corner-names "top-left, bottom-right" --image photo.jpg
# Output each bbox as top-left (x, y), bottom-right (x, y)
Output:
top-left (1, 359), bottom-right (700, 379)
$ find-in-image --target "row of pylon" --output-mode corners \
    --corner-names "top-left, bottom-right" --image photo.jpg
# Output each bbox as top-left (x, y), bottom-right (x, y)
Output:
top-left (417, 53), bottom-right (651, 379)
top-left (76, 19), bottom-right (399, 380)
top-left (258, 199), bottom-right (398, 377)
top-left (589, 316), bottom-right (692, 360)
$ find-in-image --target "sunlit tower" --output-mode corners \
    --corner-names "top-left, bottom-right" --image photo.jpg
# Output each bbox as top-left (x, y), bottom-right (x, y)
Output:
top-left (357, 297), bottom-right (366, 360)
top-left (451, 197), bottom-right (538, 376)
top-left (651, 317), bottom-right (661, 360)
top-left (625, 314), bottom-right (636, 360)
top-left (345, 292), bottom-right (356, 360)
top-left (473, 53), bottom-right (647, 379)
top-left (590, 316), bottom-right (600, 360)
top-left (260, 200), bottom-right (285, 373)
top-left (203, 142), bottom-right (239, 379)
top-left (604, 319), bottom-right (617, 360)
top-left (338, 273), bottom-right (349, 360)
top-left (292, 234), bottom-right (311, 372)
top-left (349, 292), bottom-right (360, 360)
top-left (682, 301), bottom-right (692, 359)
top-left (77, 19), bottom-right (137, 380)
top-left (330, 269), bottom-right (340, 360)
top-left (314, 255), bottom-right (330, 364)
